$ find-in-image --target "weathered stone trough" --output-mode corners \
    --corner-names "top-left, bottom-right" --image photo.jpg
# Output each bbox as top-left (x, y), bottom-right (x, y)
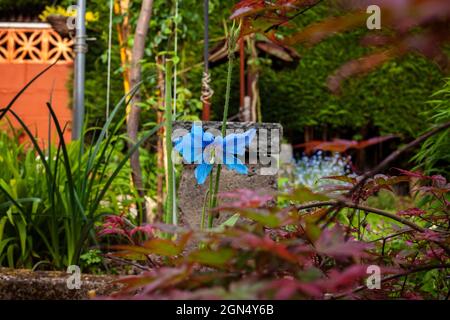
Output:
top-left (0, 268), bottom-right (121, 300)
top-left (173, 121), bottom-right (282, 230)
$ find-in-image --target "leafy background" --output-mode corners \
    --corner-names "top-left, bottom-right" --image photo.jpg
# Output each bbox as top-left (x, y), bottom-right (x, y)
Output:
top-left (0, 0), bottom-right (444, 142)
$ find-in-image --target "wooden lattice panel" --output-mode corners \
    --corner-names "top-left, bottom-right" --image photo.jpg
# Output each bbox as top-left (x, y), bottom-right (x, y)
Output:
top-left (0, 28), bottom-right (73, 64)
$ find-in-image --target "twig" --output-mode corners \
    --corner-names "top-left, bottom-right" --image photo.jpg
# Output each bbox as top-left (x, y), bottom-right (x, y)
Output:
top-left (264, 0), bottom-right (325, 33)
top-left (297, 200), bottom-right (450, 255)
top-left (351, 121), bottom-right (450, 196)
top-left (296, 201), bottom-right (425, 232)
top-left (105, 254), bottom-right (150, 271)
top-left (369, 229), bottom-right (414, 243)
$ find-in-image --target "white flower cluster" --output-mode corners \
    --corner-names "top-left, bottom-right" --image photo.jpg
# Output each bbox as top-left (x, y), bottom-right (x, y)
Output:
top-left (281, 151), bottom-right (354, 192)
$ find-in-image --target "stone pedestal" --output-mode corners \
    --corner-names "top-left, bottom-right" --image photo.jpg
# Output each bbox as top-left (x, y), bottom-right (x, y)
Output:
top-left (174, 121), bottom-right (282, 230)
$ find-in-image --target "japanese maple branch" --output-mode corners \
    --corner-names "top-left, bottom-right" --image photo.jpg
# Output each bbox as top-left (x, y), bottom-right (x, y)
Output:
top-left (296, 200), bottom-right (450, 255)
top-left (351, 121), bottom-right (450, 196)
top-left (264, 0), bottom-right (325, 33)
top-left (369, 229), bottom-right (414, 243)
top-left (301, 122), bottom-right (450, 222)
top-left (105, 254), bottom-right (150, 271)
top-left (296, 201), bottom-right (425, 232)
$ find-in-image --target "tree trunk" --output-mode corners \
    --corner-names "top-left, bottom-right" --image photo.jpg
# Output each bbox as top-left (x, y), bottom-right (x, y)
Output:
top-left (127, 0), bottom-right (154, 224)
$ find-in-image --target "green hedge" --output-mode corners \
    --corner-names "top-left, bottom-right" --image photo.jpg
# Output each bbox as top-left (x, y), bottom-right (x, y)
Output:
top-left (259, 32), bottom-right (443, 137)
top-left (201, 4), bottom-right (445, 140)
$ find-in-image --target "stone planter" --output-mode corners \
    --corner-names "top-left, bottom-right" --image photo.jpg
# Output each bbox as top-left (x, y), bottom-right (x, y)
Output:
top-left (0, 268), bottom-right (121, 300)
top-left (173, 121), bottom-right (282, 230)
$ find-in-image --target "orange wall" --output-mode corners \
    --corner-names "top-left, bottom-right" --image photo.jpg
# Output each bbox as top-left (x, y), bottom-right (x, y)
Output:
top-left (0, 62), bottom-right (73, 146)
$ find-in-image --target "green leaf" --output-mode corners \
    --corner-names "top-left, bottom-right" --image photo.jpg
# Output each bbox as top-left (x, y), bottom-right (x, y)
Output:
top-left (210, 214), bottom-right (240, 232)
top-left (239, 210), bottom-right (282, 228)
top-left (0, 198), bottom-right (41, 211)
top-left (7, 244), bottom-right (16, 267)
top-left (281, 187), bottom-right (329, 204)
top-left (114, 239), bottom-right (183, 258)
top-left (0, 237), bottom-right (14, 258)
top-left (17, 221), bottom-right (27, 257)
top-left (188, 248), bottom-right (234, 268)
top-left (420, 270), bottom-right (438, 294)
top-left (305, 221), bottom-right (322, 243)
top-left (142, 238), bottom-right (183, 256)
top-left (0, 216), bottom-right (8, 240)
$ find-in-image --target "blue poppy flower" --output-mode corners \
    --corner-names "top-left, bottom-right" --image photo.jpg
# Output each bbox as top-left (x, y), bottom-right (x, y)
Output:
top-left (173, 124), bottom-right (215, 163)
top-left (173, 124), bottom-right (256, 184)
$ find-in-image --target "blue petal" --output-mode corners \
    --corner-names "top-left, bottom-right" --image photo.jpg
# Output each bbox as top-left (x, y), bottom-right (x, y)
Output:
top-left (225, 156), bottom-right (248, 175)
top-left (173, 124), bottom-right (214, 163)
top-left (195, 163), bottom-right (213, 184)
top-left (192, 124), bottom-right (215, 148)
top-left (173, 136), bottom-right (183, 150)
top-left (173, 134), bottom-right (201, 163)
top-left (223, 128), bottom-right (256, 156)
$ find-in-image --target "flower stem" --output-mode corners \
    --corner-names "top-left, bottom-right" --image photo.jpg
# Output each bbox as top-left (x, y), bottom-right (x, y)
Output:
top-left (207, 172), bottom-right (215, 228)
top-left (164, 60), bottom-right (175, 225)
top-left (201, 188), bottom-right (210, 230)
top-left (209, 22), bottom-right (240, 228)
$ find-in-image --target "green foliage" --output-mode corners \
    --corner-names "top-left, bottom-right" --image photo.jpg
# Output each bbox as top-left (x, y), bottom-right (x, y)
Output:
top-left (207, 4), bottom-right (443, 138)
top-left (80, 249), bottom-right (103, 274)
top-left (0, 69), bottom-right (160, 269)
top-left (206, 44), bottom-right (442, 139)
top-left (82, 0), bottom-right (205, 127)
top-left (78, 0), bottom-right (204, 202)
top-left (413, 79), bottom-right (450, 177)
top-left (260, 40), bottom-right (442, 137)
top-left (0, 126), bottom-right (119, 268)
top-left (365, 190), bottom-right (399, 212)
top-left (81, 0), bottom-right (125, 127)
top-left (5, 0), bottom-right (446, 141)
top-left (78, 0), bottom-right (444, 141)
